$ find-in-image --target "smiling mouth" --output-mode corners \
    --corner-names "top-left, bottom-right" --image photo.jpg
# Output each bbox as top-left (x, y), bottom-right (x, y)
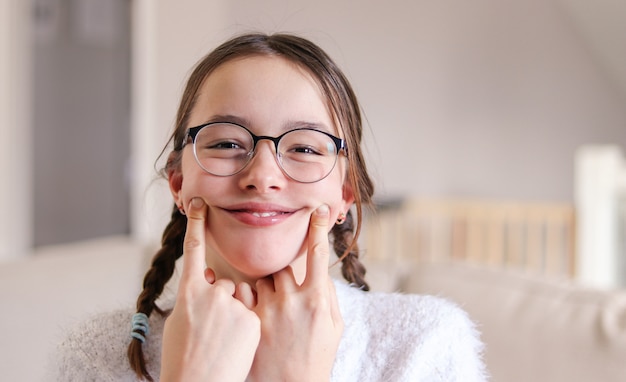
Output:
top-left (224, 207), bottom-right (295, 226)
top-left (250, 211), bottom-right (285, 218)
top-left (227, 208), bottom-right (294, 217)
top-left (222, 202), bottom-right (300, 225)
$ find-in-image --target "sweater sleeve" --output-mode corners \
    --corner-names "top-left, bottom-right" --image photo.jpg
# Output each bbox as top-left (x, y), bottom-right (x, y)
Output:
top-left (427, 297), bottom-right (488, 381)
top-left (48, 317), bottom-right (119, 381)
top-left (416, 296), bottom-right (488, 382)
top-left (46, 309), bottom-right (158, 382)
top-left (333, 282), bottom-right (488, 381)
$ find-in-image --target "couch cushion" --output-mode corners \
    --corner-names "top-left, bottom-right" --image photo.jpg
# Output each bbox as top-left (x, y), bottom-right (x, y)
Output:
top-left (0, 236), bottom-right (151, 382)
top-left (402, 261), bottom-right (626, 382)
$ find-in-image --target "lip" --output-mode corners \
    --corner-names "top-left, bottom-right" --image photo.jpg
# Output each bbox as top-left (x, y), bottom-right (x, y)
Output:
top-left (221, 202), bottom-right (301, 227)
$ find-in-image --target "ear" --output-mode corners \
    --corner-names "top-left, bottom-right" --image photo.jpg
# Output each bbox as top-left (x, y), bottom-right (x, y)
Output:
top-left (167, 152), bottom-right (184, 207)
top-left (341, 181), bottom-right (355, 212)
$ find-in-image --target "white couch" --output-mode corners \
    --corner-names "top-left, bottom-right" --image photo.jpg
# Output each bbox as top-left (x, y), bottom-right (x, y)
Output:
top-left (364, 258), bottom-right (626, 382)
top-left (0, 236), bottom-right (150, 382)
top-left (1, 236), bottom-right (625, 381)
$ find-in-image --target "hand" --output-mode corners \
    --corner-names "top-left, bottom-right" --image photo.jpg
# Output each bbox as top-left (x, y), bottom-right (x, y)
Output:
top-left (248, 205), bottom-right (344, 382)
top-left (160, 198), bottom-right (261, 382)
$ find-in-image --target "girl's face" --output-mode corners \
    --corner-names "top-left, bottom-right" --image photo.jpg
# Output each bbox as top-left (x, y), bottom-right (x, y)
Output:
top-left (170, 56), bottom-right (354, 284)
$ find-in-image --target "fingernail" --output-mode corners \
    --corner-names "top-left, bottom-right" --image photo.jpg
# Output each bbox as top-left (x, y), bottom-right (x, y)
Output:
top-left (316, 204), bottom-right (330, 216)
top-left (190, 197), bottom-right (203, 208)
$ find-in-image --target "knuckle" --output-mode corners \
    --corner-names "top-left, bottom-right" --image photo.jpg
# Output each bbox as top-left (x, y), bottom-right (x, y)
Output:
top-left (244, 310), bottom-right (261, 326)
top-left (187, 214), bottom-right (204, 223)
top-left (312, 217), bottom-right (327, 228)
top-left (305, 289), bottom-right (329, 312)
top-left (212, 280), bottom-right (236, 299)
top-left (214, 278), bottom-right (235, 289)
top-left (337, 316), bottom-right (345, 330)
top-left (177, 283), bottom-right (200, 303)
top-left (184, 237), bottom-right (202, 251)
top-left (309, 241), bottom-right (329, 256)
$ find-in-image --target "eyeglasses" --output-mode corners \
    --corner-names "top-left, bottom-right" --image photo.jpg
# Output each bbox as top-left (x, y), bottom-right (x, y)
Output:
top-left (183, 122), bottom-right (347, 183)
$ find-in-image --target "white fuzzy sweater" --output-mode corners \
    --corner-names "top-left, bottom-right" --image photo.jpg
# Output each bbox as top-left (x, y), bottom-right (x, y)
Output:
top-left (51, 280), bottom-right (487, 381)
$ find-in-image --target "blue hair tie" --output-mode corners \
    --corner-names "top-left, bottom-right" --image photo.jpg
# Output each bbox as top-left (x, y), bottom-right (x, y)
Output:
top-left (131, 312), bottom-right (150, 343)
top-left (131, 331), bottom-right (147, 343)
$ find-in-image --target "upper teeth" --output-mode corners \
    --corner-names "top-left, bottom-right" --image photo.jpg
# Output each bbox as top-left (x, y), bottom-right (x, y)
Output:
top-left (251, 211), bottom-right (279, 217)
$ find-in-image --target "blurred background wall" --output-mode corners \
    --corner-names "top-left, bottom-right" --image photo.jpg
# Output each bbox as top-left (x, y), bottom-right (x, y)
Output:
top-left (1, 0), bottom-right (625, 258)
top-left (31, 0), bottom-right (131, 246)
top-left (131, 0), bottom-right (626, 246)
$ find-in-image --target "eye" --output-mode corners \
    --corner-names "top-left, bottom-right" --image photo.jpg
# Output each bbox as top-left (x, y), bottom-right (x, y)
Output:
top-left (288, 145), bottom-right (323, 155)
top-left (196, 138), bottom-right (250, 160)
top-left (209, 140), bottom-right (244, 150)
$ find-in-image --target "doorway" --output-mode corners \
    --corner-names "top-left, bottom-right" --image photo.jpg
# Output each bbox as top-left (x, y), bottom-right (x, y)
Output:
top-left (32, 0), bottom-right (131, 246)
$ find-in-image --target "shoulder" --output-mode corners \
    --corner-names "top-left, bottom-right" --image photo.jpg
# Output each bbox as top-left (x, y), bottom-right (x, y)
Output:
top-left (48, 308), bottom-right (166, 381)
top-left (335, 279), bottom-right (475, 332)
top-left (333, 280), bottom-right (488, 381)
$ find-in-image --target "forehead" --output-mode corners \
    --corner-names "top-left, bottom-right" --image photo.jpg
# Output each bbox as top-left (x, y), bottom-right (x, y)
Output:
top-left (191, 55), bottom-right (339, 135)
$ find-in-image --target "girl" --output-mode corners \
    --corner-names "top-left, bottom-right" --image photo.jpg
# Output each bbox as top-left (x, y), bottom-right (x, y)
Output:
top-left (54, 33), bottom-right (487, 381)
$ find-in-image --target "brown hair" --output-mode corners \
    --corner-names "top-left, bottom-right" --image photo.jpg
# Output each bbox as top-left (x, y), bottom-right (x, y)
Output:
top-left (128, 33), bottom-right (375, 381)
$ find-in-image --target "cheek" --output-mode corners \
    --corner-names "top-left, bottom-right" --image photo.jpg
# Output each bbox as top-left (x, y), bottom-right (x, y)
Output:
top-left (178, 154), bottom-right (220, 207)
top-left (310, 179), bottom-right (347, 220)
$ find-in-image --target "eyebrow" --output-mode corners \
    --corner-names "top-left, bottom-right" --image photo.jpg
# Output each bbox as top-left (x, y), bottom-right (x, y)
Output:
top-left (200, 114), bottom-right (335, 135)
top-left (201, 114), bottom-right (250, 127)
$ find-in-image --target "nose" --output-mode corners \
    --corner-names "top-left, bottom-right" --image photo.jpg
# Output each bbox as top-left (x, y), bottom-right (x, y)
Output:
top-left (237, 140), bottom-right (287, 192)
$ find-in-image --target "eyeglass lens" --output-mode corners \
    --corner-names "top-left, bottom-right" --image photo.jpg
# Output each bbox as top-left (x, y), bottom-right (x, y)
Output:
top-left (191, 123), bottom-right (340, 183)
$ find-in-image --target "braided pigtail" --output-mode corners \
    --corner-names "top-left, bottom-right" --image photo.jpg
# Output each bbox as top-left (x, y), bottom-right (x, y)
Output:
top-left (128, 205), bottom-right (187, 381)
top-left (331, 210), bottom-right (370, 291)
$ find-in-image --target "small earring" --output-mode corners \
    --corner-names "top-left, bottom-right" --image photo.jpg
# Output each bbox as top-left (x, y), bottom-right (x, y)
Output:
top-left (336, 212), bottom-right (346, 225)
top-left (178, 205), bottom-right (186, 215)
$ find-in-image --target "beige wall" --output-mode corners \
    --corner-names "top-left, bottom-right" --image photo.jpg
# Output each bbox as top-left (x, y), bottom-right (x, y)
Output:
top-left (0, 0), bottom-right (32, 260)
top-left (132, 0), bottom-right (626, 243)
top-left (2, 1), bottom-right (622, 257)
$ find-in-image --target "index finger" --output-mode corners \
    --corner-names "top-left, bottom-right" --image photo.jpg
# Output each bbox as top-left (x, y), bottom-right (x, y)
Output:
top-left (180, 197), bottom-right (208, 285)
top-left (303, 204), bottom-right (331, 287)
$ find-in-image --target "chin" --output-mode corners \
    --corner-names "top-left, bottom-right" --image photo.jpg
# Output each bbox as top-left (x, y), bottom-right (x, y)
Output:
top-left (227, 242), bottom-right (305, 279)
top-left (208, 222), bottom-right (309, 280)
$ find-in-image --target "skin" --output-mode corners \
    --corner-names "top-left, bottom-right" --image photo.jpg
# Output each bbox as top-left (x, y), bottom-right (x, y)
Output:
top-left (170, 56), bottom-right (354, 284)
top-left (162, 56), bottom-right (352, 381)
